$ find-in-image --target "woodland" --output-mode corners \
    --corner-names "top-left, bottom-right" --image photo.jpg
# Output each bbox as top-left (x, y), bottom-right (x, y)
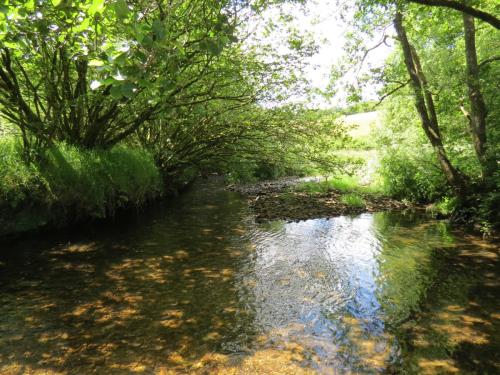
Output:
top-left (0, 0), bottom-right (498, 235)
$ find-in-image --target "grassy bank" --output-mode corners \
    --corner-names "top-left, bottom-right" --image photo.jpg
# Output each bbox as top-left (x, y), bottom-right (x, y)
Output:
top-left (294, 175), bottom-right (385, 195)
top-left (0, 138), bottom-right (163, 237)
top-left (230, 175), bottom-right (411, 222)
top-left (292, 175), bottom-right (387, 209)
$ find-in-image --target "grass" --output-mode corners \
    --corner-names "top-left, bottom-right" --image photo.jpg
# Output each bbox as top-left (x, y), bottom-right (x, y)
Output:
top-left (294, 175), bottom-right (386, 196)
top-left (0, 137), bottom-right (163, 236)
top-left (341, 193), bottom-right (365, 208)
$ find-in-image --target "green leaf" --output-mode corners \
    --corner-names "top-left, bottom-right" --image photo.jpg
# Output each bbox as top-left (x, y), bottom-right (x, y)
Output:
top-left (142, 35), bottom-right (153, 47)
top-left (159, 78), bottom-right (175, 91)
top-left (152, 19), bottom-right (165, 40)
top-left (114, 0), bottom-right (129, 19)
top-left (110, 82), bottom-right (135, 98)
top-left (113, 52), bottom-right (128, 66)
top-left (200, 39), bottom-right (223, 56)
top-left (89, 59), bottom-right (105, 67)
top-left (74, 18), bottom-right (90, 33)
top-left (89, 0), bottom-right (105, 15)
top-left (26, 1), bottom-right (36, 11)
top-left (120, 82), bottom-right (135, 97)
top-left (51, 0), bottom-right (62, 6)
top-left (110, 85), bottom-right (123, 98)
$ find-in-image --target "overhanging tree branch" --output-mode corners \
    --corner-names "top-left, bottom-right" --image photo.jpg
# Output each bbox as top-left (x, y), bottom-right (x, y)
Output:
top-left (479, 56), bottom-right (500, 69)
top-left (373, 79), bottom-right (411, 107)
top-left (407, 0), bottom-right (500, 29)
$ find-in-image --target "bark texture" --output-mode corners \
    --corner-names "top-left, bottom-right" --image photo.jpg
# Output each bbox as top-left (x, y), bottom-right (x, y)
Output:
top-left (462, 13), bottom-right (493, 178)
top-left (394, 11), bottom-right (467, 197)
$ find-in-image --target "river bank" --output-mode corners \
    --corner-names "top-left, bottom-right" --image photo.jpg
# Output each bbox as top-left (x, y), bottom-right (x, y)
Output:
top-left (0, 140), bottom-right (164, 239)
top-left (229, 177), bottom-right (415, 222)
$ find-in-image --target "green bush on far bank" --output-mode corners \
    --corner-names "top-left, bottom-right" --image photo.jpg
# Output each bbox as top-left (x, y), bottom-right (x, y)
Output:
top-left (0, 138), bottom-right (162, 236)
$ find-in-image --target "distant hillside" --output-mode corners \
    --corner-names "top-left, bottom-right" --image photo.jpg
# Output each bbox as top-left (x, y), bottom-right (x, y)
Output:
top-left (340, 111), bottom-right (381, 138)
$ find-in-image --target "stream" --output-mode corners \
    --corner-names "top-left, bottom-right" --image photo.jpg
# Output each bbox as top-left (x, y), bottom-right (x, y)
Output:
top-left (0, 181), bottom-right (498, 374)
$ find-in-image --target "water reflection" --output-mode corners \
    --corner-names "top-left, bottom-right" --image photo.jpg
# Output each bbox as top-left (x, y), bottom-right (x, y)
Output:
top-left (243, 215), bottom-right (393, 372)
top-left (0, 184), bottom-right (498, 374)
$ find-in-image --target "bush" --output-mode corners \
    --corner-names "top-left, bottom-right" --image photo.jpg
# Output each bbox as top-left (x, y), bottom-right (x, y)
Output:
top-left (379, 148), bottom-right (448, 203)
top-left (0, 138), bottom-right (162, 236)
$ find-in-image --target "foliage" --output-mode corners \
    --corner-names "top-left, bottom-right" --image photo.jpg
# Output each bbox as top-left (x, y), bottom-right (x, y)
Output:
top-left (138, 102), bottom-right (351, 183)
top-left (379, 149), bottom-right (448, 202)
top-left (0, 0), bottom-right (243, 149)
top-left (0, 0), bottom-right (498, 234)
top-left (0, 0), bottom-right (343, 234)
top-left (375, 99), bottom-right (449, 202)
top-left (426, 196), bottom-right (458, 217)
top-left (335, 0), bottom-right (499, 229)
top-left (375, 4), bottom-right (499, 204)
top-left (0, 137), bottom-right (161, 236)
top-left (340, 101), bottom-right (377, 115)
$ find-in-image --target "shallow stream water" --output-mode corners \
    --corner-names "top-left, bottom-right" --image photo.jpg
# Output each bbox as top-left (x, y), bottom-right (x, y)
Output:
top-left (0, 182), bottom-right (498, 374)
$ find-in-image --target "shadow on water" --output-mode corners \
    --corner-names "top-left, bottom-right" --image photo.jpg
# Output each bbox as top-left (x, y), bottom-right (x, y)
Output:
top-left (0, 183), bottom-right (261, 374)
top-left (395, 235), bottom-right (500, 374)
top-left (0, 181), bottom-right (498, 374)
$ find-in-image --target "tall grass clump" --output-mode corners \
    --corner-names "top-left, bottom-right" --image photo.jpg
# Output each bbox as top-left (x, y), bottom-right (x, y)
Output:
top-left (0, 138), bottom-right (162, 236)
top-left (295, 175), bottom-right (385, 195)
top-left (0, 138), bottom-right (42, 210)
top-left (341, 193), bottom-right (365, 208)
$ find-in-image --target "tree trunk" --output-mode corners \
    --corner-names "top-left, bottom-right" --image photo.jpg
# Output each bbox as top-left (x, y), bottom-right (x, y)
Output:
top-left (462, 13), bottom-right (492, 178)
top-left (394, 11), bottom-right (467, 198)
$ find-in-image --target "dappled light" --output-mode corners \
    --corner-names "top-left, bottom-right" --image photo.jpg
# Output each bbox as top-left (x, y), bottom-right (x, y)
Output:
top-left (0, 182), bottom-right (499, 373)
top-left (395, 234), bottom-right (500, 373)
top-left (0, 0), bottom-right (499, 372)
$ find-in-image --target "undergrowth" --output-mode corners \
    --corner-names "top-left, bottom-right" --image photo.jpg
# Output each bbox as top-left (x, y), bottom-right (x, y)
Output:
top-left (0, 138), bottom-right (162, 236)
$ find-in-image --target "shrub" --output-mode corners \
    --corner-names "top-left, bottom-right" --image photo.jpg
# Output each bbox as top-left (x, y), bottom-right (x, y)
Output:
top-left (379, 148), bottom-right (448, 203)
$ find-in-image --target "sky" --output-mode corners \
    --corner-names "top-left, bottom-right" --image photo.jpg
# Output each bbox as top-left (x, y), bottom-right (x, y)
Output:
top-left (251, 0), bottom-right (394, 108)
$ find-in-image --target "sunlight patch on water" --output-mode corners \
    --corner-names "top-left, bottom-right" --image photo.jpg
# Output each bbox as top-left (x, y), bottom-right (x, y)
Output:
top-left (0, 184), bottom-right (498, 374)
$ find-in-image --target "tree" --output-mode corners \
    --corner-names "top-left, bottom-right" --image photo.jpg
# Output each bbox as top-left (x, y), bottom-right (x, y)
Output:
top-left (135, 3), bottom-right (326, 182)
top-left (393, 9), bottom-right (467, 197)
top-left (0, 0), bottom-right (240, 152)
top-left (461, 13), bottom-right (492, 178)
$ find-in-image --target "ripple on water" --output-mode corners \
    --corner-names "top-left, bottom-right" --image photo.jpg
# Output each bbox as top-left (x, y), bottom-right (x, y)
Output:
top-left (0, 184), bottom-right (498, 374)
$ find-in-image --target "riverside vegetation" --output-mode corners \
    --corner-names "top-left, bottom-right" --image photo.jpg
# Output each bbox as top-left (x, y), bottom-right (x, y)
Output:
top-left (0, 0), bottom-right (499, 236)
top-left (0, 2), bottom-right (499, 374)
top-left (0, 138), bottom-right (161, 236)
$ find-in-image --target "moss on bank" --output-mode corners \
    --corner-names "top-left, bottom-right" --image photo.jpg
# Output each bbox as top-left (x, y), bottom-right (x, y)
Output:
top-left (0, 138), bottom-right (163, 237)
